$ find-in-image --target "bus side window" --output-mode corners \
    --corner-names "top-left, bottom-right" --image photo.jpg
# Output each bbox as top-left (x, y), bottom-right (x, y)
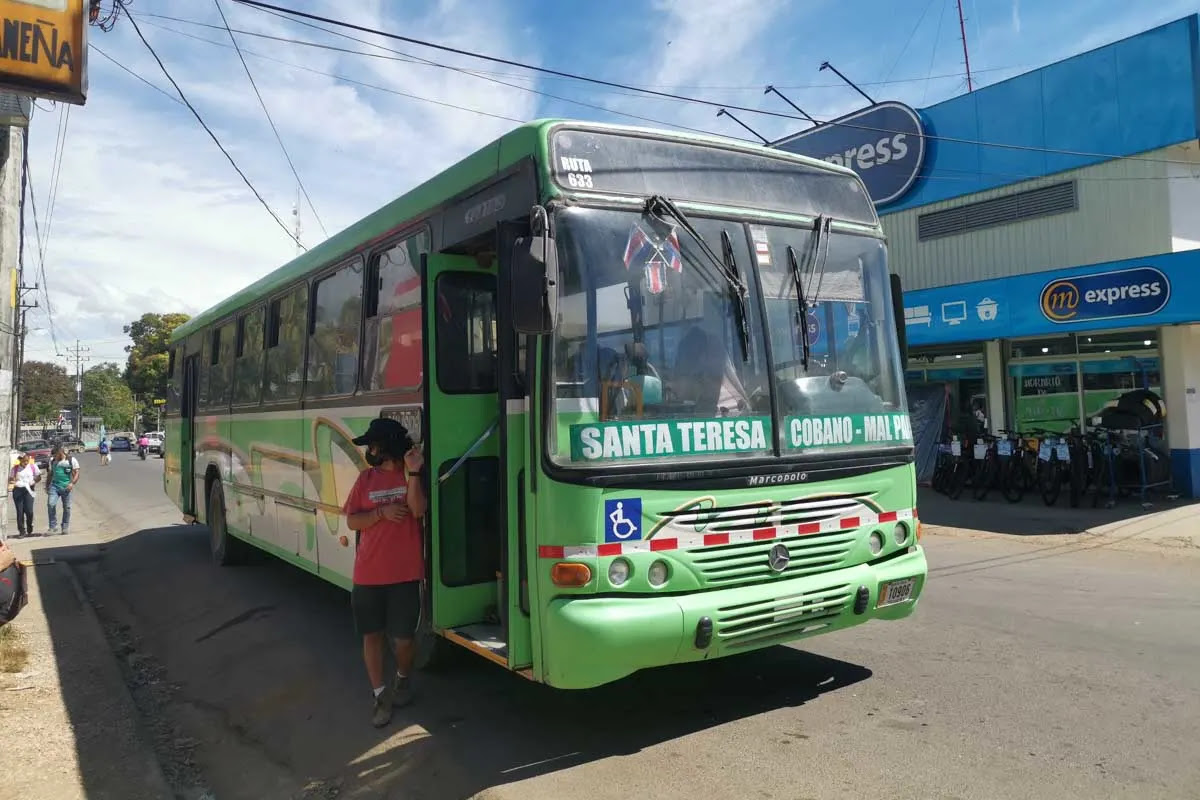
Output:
top-left (263, 284), bottom-right (308, 402)
top-left (308, 260), bottom-right (364, 397)
top-left (232, 306), bottom-right (265, 406)
top-left (363, 232), bottom-right (429, 392)
top-left (435, 272), bottom-right (498, 394)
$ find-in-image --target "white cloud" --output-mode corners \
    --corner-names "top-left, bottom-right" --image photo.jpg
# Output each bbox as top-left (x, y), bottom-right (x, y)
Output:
top-left (23, 0), bottom-right (536, 364)
top-left (1012, 0), bottom-right (1021, 34)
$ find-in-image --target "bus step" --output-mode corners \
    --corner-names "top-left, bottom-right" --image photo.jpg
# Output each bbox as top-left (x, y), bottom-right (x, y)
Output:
top-left (445, 623), bottom-right (507, 667)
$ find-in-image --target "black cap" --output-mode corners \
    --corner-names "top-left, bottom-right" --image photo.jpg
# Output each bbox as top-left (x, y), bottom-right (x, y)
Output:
top-left (351, 417), bottom-right (410, 447)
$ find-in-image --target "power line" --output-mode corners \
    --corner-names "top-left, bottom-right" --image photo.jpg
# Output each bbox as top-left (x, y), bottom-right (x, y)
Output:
top-left (882, 0), bottom-right (938, 86)
top-left (126, 19), bottom-right (525, 124)
top-left (42, 104), bottom-right (70, 268)
top-left (211, 0), bottom-right (327, 239)
top-left (139, 9), bottom-right (1029, 92)
top-left (117, 1), bottom-right (305, 250)
top-left (89, 43), bottom-right (185, 105)
top-left (136, 14), bottom-right (740, 139)
top-left (22, 160), bottom-right (60, 354)
top-left (230, 0), bottom-right (1200, 170)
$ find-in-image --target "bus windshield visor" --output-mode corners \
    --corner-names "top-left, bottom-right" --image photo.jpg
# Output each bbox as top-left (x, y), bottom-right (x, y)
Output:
top-left (550, 206), bottom-right (773, 466)
top-left (549, 207), bottom-right (910, 468)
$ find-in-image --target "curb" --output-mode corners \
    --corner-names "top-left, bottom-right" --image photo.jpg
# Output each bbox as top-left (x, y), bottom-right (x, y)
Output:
top-left (60, 560), bottom-right (176, 799)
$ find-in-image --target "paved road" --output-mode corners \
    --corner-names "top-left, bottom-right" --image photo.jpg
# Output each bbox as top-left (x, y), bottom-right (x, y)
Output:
top-left (67, 455), bottom-right (1200, 800)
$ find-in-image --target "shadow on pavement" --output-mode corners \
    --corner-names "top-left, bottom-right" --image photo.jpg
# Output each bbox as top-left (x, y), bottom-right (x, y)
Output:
top-left (917, 486), bottom-right (1193, 536)
top-left (46, 522), bottom-right (872, 800)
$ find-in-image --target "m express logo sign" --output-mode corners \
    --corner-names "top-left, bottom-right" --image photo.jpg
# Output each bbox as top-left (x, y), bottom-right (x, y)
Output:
top-left (771, 102), bottom-right (926, 206)
top-left (1039, 266), bottom-right (1170, 324)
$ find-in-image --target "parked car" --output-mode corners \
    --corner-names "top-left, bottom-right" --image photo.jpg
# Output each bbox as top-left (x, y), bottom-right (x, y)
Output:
top-left (17, 439), bottom-right (52, 470)
top-left (111, 435), bottom-right (133, 452)
top-left (49, 435), bottom-right (85, 456)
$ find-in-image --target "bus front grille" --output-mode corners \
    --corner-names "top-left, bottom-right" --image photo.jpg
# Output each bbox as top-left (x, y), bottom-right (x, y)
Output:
top-left (686, 532), bottom-right (858, 588)
top-left (715, 584), bottom-right (853, 649)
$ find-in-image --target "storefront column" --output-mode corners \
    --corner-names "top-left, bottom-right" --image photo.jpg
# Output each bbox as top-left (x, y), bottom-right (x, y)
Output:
top-left (1160, 324), bottom-right (1200, 498)
top-left (984, 339), bottom-right (1007, 433)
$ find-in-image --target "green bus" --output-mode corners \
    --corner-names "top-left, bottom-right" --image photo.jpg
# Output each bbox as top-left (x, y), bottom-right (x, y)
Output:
top-left (162, 120), bottom-right (926, 689)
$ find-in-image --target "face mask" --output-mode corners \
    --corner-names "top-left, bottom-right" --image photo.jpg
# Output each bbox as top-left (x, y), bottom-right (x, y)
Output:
top-left (365, 450), bottom-right (385, 467)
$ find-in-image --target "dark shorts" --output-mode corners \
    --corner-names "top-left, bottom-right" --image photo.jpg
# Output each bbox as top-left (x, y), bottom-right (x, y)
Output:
top-left (351, 581), bottom-right (421, 638)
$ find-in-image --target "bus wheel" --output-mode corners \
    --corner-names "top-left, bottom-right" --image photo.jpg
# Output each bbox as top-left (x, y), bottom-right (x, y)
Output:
top-left (208, 482), bottom-right (246, 566)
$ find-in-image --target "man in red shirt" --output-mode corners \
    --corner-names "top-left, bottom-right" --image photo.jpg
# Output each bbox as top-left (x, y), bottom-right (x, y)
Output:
top-left (343, 417), bottom-right (427, 728)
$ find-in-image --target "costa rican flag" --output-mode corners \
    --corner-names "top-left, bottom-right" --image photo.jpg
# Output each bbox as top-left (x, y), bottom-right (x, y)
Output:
top-left (623, 222), bottom-right (682, 295)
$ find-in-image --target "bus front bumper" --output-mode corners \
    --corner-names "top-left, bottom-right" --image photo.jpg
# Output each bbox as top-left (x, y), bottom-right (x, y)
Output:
top-left (542, 546), bottom-right (926, 689)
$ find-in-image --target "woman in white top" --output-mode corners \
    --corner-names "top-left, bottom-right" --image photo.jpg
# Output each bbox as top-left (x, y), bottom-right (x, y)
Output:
top-left (9, 452), bottom-right (40, 537)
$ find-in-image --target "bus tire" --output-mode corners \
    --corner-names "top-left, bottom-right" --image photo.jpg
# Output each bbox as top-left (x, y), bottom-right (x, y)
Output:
top-left (208, 481), bottom-right (246, 566)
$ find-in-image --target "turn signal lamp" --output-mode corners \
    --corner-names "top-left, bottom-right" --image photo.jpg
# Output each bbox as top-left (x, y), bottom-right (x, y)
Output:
top-left (551, 562), bottom-right (592, 587)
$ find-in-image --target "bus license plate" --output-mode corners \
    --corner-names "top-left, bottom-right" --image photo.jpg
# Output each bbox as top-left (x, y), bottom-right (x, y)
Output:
top-left (878, 578), bottom-right (915, 608)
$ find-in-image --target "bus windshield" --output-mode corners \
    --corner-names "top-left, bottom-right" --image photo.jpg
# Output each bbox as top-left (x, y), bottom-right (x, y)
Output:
top-left (549, 205), bottom-right (909, 468)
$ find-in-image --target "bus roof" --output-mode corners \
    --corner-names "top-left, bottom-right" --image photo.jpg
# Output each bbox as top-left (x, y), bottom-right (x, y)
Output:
top-left (172, 119), bottom-right (858, 341)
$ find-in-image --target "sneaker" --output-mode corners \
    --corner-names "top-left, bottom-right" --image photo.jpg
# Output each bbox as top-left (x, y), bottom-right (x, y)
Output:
top-left (371, 690), bottom-right (392, 728)
top-left (48, 527), bottom-right (57, 535)
top-left (391, 675), bottom-right (413, 708)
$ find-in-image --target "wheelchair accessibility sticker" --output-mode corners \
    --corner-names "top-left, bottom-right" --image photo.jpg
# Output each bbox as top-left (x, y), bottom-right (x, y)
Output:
top-left (604, 498), bottom-right (642, 543)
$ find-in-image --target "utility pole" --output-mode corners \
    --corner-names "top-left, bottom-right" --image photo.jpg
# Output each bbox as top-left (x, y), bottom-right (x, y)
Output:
top-left (14, 282), bottom-right (37, 443)
top-left (955, 0), bottom-right (974, 92)
top-left (66, 339), bottom-right (89, 440)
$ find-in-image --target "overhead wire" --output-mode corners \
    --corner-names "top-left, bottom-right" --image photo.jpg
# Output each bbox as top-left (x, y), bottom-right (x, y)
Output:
top-left (42, 104), bottom-right (70, 267)
top-left (90, 43), bottom-right (185, 105)
top-left (230, 0), bottom-right (1200, 170)
top-left (921, 0), bottom-right (950, 106)
top-left (117, 1), bottom-right (305, 250)
top-left (137, 9), bottom-right (1028, 92)
top-left (211, 0), bottom-right (327, 238)
top-left (882, 0), bottom-right (938, 85)
top-left (128, 20), bottom-right (524, 124)
top-left (135, 13), bottom-right (745, 139)
top-left (22, 162), bottom-right (61, 354)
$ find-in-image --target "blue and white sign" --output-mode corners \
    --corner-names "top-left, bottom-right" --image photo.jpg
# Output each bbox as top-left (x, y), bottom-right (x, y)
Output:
top-left (902, 250), bottom-right (1200, 347)
top-left (772, 101), bottom-right (926, 206)
top-left (604, 498), bottom-right (642, 543)
top-left (1039, 267), bottom-right (1169, 324)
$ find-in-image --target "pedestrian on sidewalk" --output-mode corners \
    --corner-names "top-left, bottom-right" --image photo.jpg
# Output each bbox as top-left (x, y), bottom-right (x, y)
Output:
top-left (46, 446), bottom-right (80, 535)
top-left (8, 452), bottom-right (41, 538)
top-left (341, 417), bottom-right (427, 729)
top-left (98, 437), bottom-right (110, 466)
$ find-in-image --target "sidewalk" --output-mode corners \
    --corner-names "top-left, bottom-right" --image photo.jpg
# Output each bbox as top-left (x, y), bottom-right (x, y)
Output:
top-left (918, 486), bottom-right (1200, 552)
top-left (0, 505), bottom-right (172, 799)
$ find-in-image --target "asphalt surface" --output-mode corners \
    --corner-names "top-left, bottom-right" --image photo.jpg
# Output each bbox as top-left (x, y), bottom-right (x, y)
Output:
top-left (62, 453), bottom-right (1200, 800)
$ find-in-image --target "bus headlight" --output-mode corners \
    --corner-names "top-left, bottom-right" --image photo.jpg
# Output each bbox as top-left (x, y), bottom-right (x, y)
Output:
top-left (893, 522), bottom-right (909, 546)
top-left (608, 558), bottom-right (631, 587)
top-left (868, 531), bottom-right (885, 555)
top-left (647, 560), bottom-right (669, 587)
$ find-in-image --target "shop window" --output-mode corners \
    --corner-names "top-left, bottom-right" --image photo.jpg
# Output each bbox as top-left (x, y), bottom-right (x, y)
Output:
top-left (1082, 357), bottom-right (1161, 424)
top-left (1077, 330), bottom-right (1157, 355)
top-left (1011, 336), bottom-right (1076, 359)
top-left (1010, 363), bottom-right (1079, 433)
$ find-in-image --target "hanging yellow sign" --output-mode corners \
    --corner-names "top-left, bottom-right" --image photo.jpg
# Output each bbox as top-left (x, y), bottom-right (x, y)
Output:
top-left (0, 0), bottom-right (87, 105)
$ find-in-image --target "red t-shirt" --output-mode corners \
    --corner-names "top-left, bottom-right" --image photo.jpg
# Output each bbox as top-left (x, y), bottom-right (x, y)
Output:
top-left (342, 467), bottom-right (425, 586)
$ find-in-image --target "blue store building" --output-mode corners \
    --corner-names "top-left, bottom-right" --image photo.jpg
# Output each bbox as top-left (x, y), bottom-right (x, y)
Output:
top-left (776, 14), bottom-right (1200, 497)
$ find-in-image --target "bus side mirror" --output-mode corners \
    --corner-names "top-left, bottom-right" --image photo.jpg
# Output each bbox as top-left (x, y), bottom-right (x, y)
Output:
top-left (890, 272), bottom-right (908, 365)
top-left (511, 235), bottom-right (559, 334)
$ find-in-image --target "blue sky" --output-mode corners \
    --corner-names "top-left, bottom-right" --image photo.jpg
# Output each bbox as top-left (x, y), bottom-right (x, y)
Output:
top-left (22, 0), bottom-right (1200, 366)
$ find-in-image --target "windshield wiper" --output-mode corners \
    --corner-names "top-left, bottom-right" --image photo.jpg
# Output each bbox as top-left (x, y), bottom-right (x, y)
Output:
top-left (645, 195), bottom-right (751, 362)
top-left (804, 215), bottom-right (832, 305)
top-left (785, 244), bottom-right (811, 371)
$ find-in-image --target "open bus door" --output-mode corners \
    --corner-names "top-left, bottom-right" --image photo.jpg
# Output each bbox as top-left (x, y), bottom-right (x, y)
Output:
top-left (181, 354), bottom-right (200, 516)
top-left (421, 250), bottom-right (532, 673)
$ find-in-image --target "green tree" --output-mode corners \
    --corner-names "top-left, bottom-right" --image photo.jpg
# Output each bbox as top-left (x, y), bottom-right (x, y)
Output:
top-left (19, 360), bottom-right (73, 422)
top-left (125, 312), bottom-right (190, 428)
top-left (83, 363), bottom-right (137, 429)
